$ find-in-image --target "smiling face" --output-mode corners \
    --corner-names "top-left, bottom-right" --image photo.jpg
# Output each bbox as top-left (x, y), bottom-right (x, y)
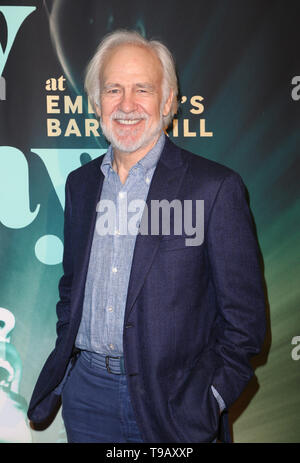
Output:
top-left (96, 44), bottom-right (173, 155)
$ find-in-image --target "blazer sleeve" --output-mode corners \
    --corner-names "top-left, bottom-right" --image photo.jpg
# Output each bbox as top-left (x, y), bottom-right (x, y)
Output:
top-left (207, 171), bottom-right (266, 409)
top-left (55, 174), bottom-right (73, 346)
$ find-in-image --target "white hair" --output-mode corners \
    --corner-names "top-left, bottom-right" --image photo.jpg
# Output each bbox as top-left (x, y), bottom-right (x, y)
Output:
top-left (84, 29), bottom-right (178, 127)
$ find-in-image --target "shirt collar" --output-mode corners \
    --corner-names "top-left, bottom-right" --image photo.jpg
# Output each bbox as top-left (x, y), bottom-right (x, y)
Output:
top-left (100, 131), bottom-right (166, 178)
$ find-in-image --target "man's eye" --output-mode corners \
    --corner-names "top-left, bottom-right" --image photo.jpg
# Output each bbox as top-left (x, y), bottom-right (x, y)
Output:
top-left (107, 89), bottom-right (119, 94)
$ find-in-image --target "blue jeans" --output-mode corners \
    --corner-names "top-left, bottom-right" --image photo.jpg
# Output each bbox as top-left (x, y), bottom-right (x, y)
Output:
top-left (61, 350), bottom-right (144, 443)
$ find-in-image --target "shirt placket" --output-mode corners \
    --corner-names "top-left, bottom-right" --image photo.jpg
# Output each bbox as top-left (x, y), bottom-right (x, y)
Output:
top-left (105, 169), bottom-right (129, 354)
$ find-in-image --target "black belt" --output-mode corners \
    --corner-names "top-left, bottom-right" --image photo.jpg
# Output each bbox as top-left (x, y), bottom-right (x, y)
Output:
top-left (79, 350), bottom-right (125, 375)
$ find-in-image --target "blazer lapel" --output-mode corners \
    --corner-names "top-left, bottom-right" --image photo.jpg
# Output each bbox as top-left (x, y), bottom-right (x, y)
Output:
top-left (73, 158), bottom-right (104, 303)
top-left (124, 138), bottom-right (188, 323)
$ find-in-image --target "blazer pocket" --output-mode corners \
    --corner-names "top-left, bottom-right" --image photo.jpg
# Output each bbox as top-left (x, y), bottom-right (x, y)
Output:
top-left (159, 235), bottom-right (193, 252)
top-left (167, 352), bottom-right (220, 442)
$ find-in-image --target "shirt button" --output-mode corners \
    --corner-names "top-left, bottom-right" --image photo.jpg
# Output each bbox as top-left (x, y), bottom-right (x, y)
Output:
top-left (112, 267), bottom-right (118, 273)
top-left (108, 307), bottom-right (113, 312)
top-left (145, 177), bottom-right (150, 184)
top-left (109, 344), bottom-right (114, 350)
top-left (119, 192), bottom-right (125, 198)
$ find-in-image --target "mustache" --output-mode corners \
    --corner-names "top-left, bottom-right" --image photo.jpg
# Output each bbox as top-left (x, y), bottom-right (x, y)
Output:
top-left (110, 111), bottom-right (148, 120)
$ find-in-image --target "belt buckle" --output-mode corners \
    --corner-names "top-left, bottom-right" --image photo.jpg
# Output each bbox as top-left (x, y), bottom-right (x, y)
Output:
top-left (105, 355), bottom-right (122, 375)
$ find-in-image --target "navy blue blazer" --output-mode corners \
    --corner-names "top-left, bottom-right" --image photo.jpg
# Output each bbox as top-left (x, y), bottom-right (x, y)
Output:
top-left (27, 136), bottom-right (266, 443)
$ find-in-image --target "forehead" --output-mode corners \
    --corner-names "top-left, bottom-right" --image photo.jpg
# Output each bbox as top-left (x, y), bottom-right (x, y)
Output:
top-left (101, 44), bottom-right (163, 84)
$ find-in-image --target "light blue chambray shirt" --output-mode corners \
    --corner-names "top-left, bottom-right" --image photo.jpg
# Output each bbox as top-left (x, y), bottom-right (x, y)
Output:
top-left (75, 132), bottom-right (166, 355)
top-left (74, 131), bottom-right (225, 412)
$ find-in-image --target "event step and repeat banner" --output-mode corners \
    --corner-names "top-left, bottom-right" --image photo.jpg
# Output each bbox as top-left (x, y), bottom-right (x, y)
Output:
top-left (0, 0), bottom-right (299, 443)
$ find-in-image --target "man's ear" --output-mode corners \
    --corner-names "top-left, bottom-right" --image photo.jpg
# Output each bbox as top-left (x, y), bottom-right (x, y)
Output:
top-left (162, 90), bottom-right (174, 117)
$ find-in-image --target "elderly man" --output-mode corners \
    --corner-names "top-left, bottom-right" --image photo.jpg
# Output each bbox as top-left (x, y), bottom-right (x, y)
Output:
top-left (28, 30), bottom-right (266, 443)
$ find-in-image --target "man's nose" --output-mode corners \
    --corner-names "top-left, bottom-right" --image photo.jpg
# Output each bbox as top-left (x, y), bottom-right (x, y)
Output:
top-left (118, 90), bottom-right (137, 113)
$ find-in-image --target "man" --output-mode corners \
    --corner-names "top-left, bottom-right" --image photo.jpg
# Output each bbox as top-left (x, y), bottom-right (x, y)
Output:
top-left (28, 30), bottom-right (266, 443)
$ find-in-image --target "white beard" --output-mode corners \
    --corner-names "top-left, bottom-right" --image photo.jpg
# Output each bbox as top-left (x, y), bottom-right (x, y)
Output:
top-left (100, 110), bottom-right (164, 153)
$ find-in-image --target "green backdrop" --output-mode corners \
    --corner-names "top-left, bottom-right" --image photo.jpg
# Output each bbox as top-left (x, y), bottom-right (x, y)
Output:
top-left (0, 0), bottom-right (299, 443)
